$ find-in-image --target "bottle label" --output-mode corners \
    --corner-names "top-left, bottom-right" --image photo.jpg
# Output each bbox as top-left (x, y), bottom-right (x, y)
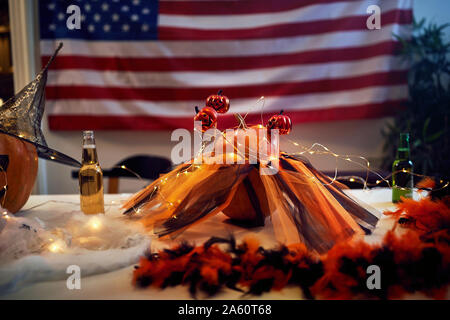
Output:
top-left (392, 186), bottom-right (413, 202)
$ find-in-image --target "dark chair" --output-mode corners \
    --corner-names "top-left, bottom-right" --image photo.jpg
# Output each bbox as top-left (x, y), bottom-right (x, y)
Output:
top-left (72, 154), bottom-right (172, 194)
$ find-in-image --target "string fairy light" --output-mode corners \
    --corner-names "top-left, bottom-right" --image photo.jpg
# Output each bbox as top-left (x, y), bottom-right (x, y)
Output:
top-left (2, 210), bottom-right (10, 220)
top-left (87, 216), bottom-right (102, 231)
top-left (47, 239), bottom-right (66, 253)
top-left (284, 138), bottom-right (450, 193)
top-left (241, 95), bottom-right (266, 123)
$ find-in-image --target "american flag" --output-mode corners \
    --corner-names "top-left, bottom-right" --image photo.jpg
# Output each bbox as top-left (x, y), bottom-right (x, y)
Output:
top-left (39, 0), bottom-right (412, 131)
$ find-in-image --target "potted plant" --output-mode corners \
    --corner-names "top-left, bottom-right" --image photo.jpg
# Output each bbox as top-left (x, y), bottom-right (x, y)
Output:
top-left (381, 19), bottom-right (450, 181)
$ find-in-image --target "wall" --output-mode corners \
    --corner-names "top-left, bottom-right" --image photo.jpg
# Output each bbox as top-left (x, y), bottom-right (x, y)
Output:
top-left (414, 0), bottom-right (450, 41)
top-left (36, 0), bottom-right (450, 194)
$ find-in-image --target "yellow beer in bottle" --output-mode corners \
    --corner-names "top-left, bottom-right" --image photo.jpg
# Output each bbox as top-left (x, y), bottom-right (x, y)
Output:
top-left (79, 131), bottom-right (104, 214)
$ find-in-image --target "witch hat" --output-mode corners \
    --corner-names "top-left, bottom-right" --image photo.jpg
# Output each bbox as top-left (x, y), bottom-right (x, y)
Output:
top-left (0, 42), bottom-right (80, 168)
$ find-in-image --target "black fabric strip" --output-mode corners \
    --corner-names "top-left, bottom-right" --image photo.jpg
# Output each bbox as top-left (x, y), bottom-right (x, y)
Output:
top-left (243, 176), bottom-right (265, 227)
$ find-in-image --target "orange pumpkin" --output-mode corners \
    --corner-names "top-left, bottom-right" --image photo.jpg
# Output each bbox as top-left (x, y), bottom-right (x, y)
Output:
top-left (267, 110), bottom-right (292, 135)
top-left (194, 106), bottom-right (218, 132)
top-left (205, 90), bottom-right (230, 114)
top-left (0, 133), bottom-right (38, 213)
top-left (222, 167), bottom-right (270, 223)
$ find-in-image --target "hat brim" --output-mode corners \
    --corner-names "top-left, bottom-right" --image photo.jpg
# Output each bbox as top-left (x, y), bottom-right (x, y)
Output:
top-left (0, 130), bottom-right (81, 168)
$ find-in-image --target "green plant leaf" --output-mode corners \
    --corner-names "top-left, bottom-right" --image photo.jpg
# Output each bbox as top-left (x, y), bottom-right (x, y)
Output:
top-left (425, 130), bottom-right (445, 143)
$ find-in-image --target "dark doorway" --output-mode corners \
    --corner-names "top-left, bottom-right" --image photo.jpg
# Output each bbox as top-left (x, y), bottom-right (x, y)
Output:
top-left (0, 0), bottom-right (14, 104)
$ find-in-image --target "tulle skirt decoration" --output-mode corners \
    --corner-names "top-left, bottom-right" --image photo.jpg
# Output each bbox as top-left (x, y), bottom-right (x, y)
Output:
top-left (122, 132), bottom-right (380, 254)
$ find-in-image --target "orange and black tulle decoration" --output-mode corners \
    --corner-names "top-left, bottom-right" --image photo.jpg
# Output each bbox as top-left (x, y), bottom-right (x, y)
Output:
top-left (122, 115), bottom-right (380, 254)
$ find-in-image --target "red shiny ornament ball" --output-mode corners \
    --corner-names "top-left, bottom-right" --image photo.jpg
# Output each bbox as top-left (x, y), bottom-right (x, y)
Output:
top-left (194, 106), bottom-right (218, 132)
top-left (206, 90), bottom-right (230, 114)
top-left (267, 110), bottom-right (292, 135)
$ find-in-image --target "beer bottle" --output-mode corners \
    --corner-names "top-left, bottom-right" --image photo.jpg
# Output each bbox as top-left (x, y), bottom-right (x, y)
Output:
top-left (79, 131), bottom-right (104, 214)
top-left (392, 133), bottom-right (414, 203)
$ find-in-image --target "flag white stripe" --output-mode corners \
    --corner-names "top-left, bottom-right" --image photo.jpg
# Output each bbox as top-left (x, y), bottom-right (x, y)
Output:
top-left (47, 55), bottom-right (407, 88)
top-left (40, 24), bottom-right (410, 58)
top-left (47, 85), bottom-right (408, 116)
top-left (159, 0), bottom-right (407, 30)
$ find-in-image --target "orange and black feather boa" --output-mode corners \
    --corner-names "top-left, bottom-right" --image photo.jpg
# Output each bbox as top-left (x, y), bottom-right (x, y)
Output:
top-left (133, 195), bottom-right (450, 299)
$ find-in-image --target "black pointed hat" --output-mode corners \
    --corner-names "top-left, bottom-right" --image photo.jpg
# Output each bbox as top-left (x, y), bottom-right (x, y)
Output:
top-left (0, 43), bottom-right (81, 168)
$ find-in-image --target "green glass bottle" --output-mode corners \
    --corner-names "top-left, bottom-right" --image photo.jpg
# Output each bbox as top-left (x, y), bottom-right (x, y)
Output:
top-left (392, 133), bottom-right (414, 203)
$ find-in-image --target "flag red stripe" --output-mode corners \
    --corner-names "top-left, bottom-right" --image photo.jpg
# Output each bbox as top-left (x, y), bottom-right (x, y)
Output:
top-left (45, 71), bottom-right (407, 101)
top-left (48, 100), bottom-right (406, 131)
top-left (42, 40), bottom-right (401, 72)
top-left (159, 0), bottom-right (359, 16)
top-left (158, 9), bottom-right (412, 40)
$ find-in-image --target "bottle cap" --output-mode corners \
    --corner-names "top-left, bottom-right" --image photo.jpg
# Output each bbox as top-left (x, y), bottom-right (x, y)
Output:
top-left (83, 130), bottom-right (94, 137)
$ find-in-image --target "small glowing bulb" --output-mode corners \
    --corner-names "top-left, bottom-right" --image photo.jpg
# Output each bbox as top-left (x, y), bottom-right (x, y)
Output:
top-left (376, 180), bottom-right (381, 184)
top-left (88, 217), bottom-right (102, 230)
top-left (48, 240), bottom-right (65, 253)
top-left (50, 156), bottom-right (56, 160)
top-left (349, 178), bottom-right (355, 182)
top-left (121, 165), bottom-right (126, 169)
top-left (49, 243), bottom-right (60, 252)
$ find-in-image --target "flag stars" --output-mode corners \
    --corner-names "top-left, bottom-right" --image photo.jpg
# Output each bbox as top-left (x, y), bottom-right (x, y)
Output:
top-left (88, 24), bottom-right (95, 32)
top-left (112, 14), bottom-right (120, 22)
top-left (122, 5), bottom-right (129, 12)
top-left (101, 3), bottom-right (109, 11)
top-left (122, 24), bottom-right (130, 32)
top-left (93, 14), bottom-right (101, 22)
top-left (57, 12), bottom-right (65, 21)
top-left (142, 8), bottom-right (151, 15)
top-left (132, 0), bottom-right (140, 5)
top-left (84, 4), bottom-right (91, 12)
top-left (131, 14), bottom-right (139, 22)
top-left (48, 3), bottom-right (55, 10)
top-left (81, 14), bottom-right (86, 22)
top-left (48, 24), bottom-right (56, 31)
top-left (141, 24), bottom-right (149, 32)
top-left (103, 24), bottom-right (111, 32)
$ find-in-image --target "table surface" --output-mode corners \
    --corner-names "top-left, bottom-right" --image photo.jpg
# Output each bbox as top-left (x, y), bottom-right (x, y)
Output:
top-left (0, 189), bottom-right (435, 300)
